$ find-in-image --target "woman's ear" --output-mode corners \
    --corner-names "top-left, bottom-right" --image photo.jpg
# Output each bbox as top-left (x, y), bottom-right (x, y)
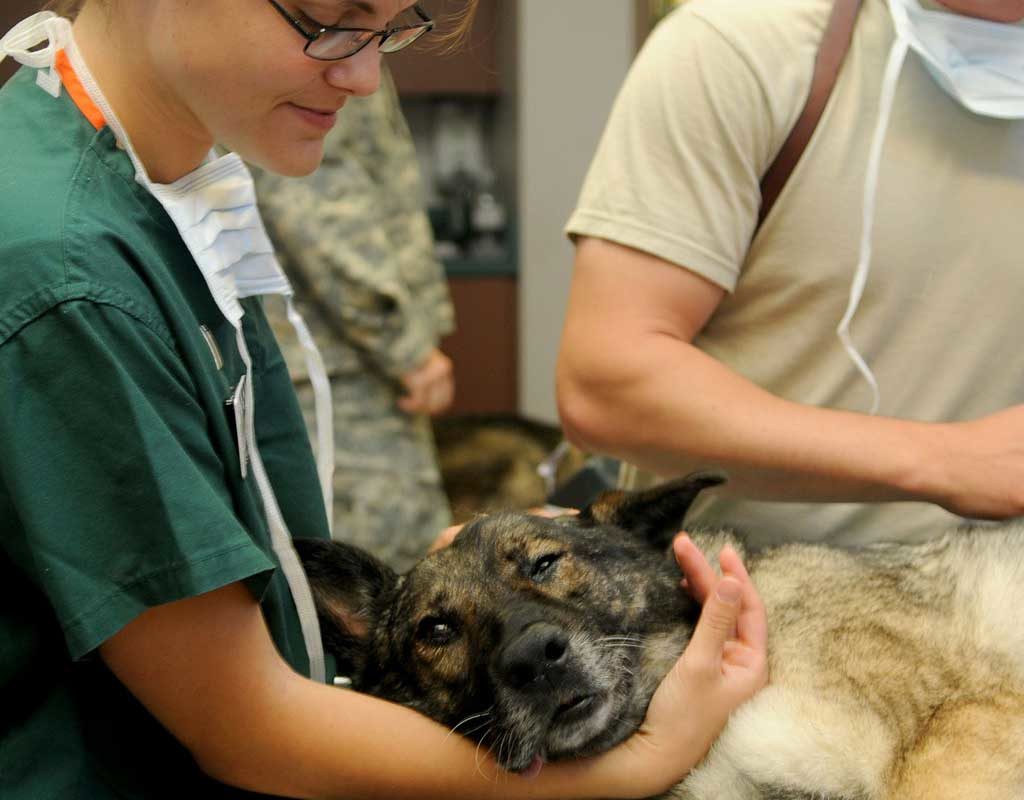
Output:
top-left (293, 538), bottom-right (398, 677)
top-left (577, 472), bottom-right (726, 549)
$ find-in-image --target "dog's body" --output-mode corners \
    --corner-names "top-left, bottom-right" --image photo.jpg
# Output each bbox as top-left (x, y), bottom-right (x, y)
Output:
top-left (297, 476), bottom-right (1024, 799)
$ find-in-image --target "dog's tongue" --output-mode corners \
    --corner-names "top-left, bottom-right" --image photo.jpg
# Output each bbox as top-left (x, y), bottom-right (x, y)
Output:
top-left (521, 754), bottom-right (544, 780)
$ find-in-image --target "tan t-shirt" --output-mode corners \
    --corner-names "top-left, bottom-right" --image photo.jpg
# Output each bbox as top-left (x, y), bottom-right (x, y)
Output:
top-left (566, 0), bottom-right (1024, 546)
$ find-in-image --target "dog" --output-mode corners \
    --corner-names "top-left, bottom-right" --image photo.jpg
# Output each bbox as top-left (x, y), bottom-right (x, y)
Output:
top-left (295, 474), bottom-right (1024, 799)
top-left (432, 413), bottom-right (587, 522)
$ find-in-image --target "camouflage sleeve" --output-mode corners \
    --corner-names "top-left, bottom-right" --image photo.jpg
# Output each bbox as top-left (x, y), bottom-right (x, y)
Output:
top-left (370, 71), bottom-right (454, 346)
top-left (255, 69), bottom-right (454, 380)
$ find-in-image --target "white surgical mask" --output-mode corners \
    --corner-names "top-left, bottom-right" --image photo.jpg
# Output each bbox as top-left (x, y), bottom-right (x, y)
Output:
top-left (838, 1), bottom-right (1024, 415)
top-left (139, 156), bottom-right (336, 532)
top-left (890, 0), bottom-right (1024, 119)
top-left (2, 12), bottom-right (331, 682)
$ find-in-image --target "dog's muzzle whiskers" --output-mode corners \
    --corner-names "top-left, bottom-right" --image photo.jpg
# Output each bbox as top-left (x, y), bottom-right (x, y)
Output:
top-left (595, 635), bottom-right (644, 647)
top-left (446, 707), bottom-right (494, 741)
top-left (472, 726), bottom-right (501, 782)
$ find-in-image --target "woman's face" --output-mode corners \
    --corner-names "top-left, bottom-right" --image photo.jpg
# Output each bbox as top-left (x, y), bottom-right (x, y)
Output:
top-left (140, 0), bottom-right (415, 176)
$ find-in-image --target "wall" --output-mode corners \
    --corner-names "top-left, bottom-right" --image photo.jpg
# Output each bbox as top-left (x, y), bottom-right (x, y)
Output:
top-left (517, 0), bottom-right (636, 424)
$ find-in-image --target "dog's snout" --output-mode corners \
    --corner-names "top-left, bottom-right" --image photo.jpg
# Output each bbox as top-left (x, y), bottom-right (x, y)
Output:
top-left (498, 623), bottom-right (570, 691)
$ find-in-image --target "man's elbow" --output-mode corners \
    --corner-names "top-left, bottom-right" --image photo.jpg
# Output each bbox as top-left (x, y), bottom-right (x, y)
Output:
top-left (556, 365), bottom-right (627, 455)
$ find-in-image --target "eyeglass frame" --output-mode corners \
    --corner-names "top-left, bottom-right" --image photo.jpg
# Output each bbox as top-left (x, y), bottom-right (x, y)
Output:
top-left (267, 1), bottom-right (434, 61)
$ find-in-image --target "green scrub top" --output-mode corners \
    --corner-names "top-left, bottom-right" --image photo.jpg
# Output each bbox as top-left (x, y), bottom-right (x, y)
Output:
top-left (0, 66), bottom-right (334, 798)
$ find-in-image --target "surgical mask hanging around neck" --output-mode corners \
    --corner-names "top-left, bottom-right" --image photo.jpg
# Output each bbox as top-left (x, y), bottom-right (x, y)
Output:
top-left (5, 11), bottom-right (333, 535)
top-left (838, 1), bottom-right (1024, 416)
top-left (0, 12), bottom-right (70, 97)
top-left (63, 32), bottom-right (334, 523)
top-left (889, 0), bottom-right (1024, 119)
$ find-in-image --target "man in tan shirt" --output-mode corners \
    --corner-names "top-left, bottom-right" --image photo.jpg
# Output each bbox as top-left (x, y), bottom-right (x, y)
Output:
top-left (560, 0), bottom-right (1024, 546)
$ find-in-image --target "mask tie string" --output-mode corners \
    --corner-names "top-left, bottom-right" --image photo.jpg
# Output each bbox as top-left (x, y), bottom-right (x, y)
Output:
top-left (0, 12), bottom-right (71, 98)
top-left (285, 297), bottom-right (335, 532)
top-left (235, 327), bottom-right (327, 684)
top-left (837, 35), bottom-right (909, 416)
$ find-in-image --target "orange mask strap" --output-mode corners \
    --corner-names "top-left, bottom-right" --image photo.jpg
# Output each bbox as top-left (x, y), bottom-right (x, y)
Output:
top-left (55, 49), bottom-right (106, 131)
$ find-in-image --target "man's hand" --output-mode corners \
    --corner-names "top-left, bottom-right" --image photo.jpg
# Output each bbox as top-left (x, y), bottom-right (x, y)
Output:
top-left (398, 348), bottom-right (454, 416)
top-left (926, 404), bottom-right (1024, 520)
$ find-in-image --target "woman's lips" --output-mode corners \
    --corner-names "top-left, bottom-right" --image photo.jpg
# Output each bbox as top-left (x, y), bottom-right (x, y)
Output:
top-left (288, 102), bottom-right (339, 131)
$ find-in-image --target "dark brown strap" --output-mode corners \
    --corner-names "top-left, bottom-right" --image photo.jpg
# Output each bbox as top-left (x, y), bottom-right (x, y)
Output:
top-left (757, 0), bottom-right (863, 230)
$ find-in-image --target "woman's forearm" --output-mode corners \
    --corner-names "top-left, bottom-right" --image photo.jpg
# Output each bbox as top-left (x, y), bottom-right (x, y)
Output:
top-left (226, 673), bottom-right (711, 800)
top-left (102, 582), bottom-right (718, 800)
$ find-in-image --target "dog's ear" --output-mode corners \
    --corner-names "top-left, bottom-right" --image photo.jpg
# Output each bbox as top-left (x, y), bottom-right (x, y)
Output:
top-left (293, 538), bottom-right (398, 677)
top-left (577, 472), bottom-right (726, 548)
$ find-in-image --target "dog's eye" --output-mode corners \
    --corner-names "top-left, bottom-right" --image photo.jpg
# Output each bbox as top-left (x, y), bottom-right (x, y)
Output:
top-left (530, 553), bottom-right (563, 582)
top-left (415, 615), bottom-right (459, 646)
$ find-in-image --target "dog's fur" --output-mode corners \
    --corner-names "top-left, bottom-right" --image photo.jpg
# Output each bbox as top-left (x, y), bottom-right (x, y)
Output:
top-left (296, 475), bottom-right (1024, 799)
top-left (432, 414), bottom-right (586, 522)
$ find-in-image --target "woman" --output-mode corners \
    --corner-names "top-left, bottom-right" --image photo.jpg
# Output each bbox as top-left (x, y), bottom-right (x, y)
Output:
top-left (0, 2), bottom-right (767, 798)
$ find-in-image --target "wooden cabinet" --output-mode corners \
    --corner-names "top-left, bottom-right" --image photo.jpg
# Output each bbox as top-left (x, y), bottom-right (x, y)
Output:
top-left (441, 276), bottom-right (518, 415)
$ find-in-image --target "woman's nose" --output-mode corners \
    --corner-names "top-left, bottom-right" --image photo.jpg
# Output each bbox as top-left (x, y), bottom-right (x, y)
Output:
top-left (323, 44), bottom-right (382, 97)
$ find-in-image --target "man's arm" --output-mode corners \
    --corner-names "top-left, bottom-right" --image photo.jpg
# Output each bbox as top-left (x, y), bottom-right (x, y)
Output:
top-left (557, 237), bottom-right (1024, 520)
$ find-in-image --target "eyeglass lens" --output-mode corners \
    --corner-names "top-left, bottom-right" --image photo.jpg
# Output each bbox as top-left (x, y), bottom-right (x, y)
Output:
top-left (379, 25), bottom-right (430, 53)
top-left (307, 29), bottom-right (376, 59)
top-left (306, 13), bottom-right (431, 60)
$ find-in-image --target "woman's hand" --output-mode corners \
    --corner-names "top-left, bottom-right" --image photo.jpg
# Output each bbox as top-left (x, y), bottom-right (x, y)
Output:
top-left (601, 536), bottom-right (767, 798)
top-left (428, 523), bottom-right (463, 552)
top-left (428, 508), bottom-right (577, 553)
top-left (669, 535), bottom-right (768, 713)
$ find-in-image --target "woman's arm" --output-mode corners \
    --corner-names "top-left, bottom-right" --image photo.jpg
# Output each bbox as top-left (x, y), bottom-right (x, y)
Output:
top-left (99, 551), bottom-right (765, 800)
top-left (557, 237), bottom-right (1024, 520)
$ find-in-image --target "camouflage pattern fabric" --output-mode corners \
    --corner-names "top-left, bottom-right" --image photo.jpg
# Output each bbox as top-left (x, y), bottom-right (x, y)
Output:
top-left (254, 68), bottom-right (454, 572)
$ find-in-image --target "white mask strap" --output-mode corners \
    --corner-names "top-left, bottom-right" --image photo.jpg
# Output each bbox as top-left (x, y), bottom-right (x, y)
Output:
top-left (0, 12), bottom-right (71, 98)
top-left (285, 298), bottom-right (335, 533)
top-left (235, 328), bottom-right (327, 683)
top-left (837, 36), bottom-right (909, 416)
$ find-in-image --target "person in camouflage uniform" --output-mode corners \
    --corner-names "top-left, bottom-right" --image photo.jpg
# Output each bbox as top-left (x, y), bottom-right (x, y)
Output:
top-left (254, 67), bottom-right (455, 573)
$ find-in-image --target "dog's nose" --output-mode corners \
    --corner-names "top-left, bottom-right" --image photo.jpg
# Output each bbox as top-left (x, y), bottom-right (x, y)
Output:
top-left (498, 623), bottom-right (570, 692)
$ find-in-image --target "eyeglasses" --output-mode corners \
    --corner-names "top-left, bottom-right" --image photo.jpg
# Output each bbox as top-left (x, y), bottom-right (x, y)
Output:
top-left (267, 1), bottom-right (434, 61)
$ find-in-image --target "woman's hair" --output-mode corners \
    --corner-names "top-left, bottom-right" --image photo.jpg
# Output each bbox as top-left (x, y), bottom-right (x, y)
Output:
top-left (438, 0), bottom-right (479, 51)
top-left (41, 0), bottom-right (85, 17)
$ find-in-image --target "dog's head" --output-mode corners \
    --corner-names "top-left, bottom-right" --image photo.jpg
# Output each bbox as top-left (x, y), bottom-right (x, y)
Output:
top-left (296, 473), bottom-right (726, 772)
